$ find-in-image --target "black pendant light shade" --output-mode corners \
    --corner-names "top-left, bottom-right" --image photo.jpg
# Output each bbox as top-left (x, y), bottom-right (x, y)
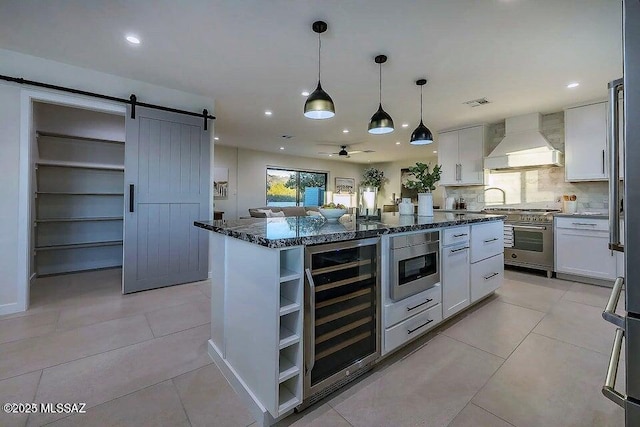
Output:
top-left (410, 78), bottom-right (434, 145)
top-left (304, 21), bottom-right (335, 119)
top-left (304, 81), bottom-right (335, 119)
top-left (368, 55), bottom-right (394, 134)
top-left (368, 104), bottom-right (394, 134)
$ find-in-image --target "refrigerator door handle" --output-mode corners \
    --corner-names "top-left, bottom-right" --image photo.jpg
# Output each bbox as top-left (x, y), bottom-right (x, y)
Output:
top-left (602, 328), bottom-right (626, 408)
top-left (608, 78), bottom-right (624, 253)
top-left (304, 268), bottom-right (316, 376)
top-left (602, 277), bottom-right (626, 329)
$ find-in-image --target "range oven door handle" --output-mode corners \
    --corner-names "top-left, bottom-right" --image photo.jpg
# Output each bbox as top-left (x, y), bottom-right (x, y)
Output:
top-left (511, 225), bottom-right (547, 230)
top-left (602, 328), bottom-right (626, 408)
top-left (304, 268), bottom-right (316, 376)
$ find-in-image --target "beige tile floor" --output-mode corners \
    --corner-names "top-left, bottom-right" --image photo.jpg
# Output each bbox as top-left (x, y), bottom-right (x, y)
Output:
top-left (0, 267), bottom-right (625, 427)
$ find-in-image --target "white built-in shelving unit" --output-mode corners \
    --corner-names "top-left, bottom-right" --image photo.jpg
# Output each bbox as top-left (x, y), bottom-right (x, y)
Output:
top-left (34, 116), bottom-right (125, 276)
top-left (276, 247), bottom-right (303, 415)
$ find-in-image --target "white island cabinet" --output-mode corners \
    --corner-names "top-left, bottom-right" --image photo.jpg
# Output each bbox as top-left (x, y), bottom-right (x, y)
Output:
top-left (441, 226), bottom-right (471, 318)
top-left (197, 214), bottom-right (504, 427)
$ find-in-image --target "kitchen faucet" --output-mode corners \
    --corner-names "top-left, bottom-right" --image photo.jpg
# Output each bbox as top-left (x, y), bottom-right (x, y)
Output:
top-left (484, 187), bottom-right (506, 205)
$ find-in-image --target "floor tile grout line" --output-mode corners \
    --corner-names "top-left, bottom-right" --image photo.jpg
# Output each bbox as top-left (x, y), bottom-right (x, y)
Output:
top-left (333, 406), bottom-right (356, 427)
top-left (170, 377), bottom-right (194, 427)
top-left (37, 363), bottom-right (214, 427)
top-left (143, 312), bottom-right (157, 338)
top-left (52, 293), bottom-right (205, 334)
top-left (529, 331), bottom-right (617, 358)
top-left (437, 332), bottom-right (508, 361)
top-left (24, 370), bottom-right (43, 427)
top-left (459, 304), bottom-right (551, 426)
top-left (445, 402), bottom-right (517, 427)
top-left (0, 321), bottom-right (211, 383)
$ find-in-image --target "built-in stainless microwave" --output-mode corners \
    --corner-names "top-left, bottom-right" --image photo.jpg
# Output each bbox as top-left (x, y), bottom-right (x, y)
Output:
top-left (389, 231), bottom-right (440, 301)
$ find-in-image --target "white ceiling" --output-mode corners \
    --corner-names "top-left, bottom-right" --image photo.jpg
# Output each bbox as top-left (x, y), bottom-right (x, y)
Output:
top-left (0, 0), bottom-right (623, 163)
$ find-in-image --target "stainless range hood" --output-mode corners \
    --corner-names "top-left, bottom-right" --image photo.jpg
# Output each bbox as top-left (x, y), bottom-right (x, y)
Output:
top-left (484, 113), bottom-right (563, 169)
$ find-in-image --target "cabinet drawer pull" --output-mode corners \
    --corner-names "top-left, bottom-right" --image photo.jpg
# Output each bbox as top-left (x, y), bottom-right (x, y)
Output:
top-left (483, 237), bottom-right (499, 243)
top-left (572, 222), bottom-right (597, 226)
top-left (484, 272), bottom-right (499, 280)
top-left (407, 298), bottom-right (433, 312)
top-left (450, 246), bottom-right (469, 254)
top-left (407, 319), bottom-right (434, 334)
top-left (453, 233), bottom-right (468, 238)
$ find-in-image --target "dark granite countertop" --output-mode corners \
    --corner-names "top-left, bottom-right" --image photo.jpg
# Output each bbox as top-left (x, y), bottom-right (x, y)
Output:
top-left (194, 212), bottom-right (506, 248)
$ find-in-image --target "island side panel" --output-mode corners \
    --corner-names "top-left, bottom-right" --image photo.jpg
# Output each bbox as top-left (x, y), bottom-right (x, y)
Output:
top-left (210, 232), bottom-right (226, 354)
top-left (225, 237), bottom-right (280, 415)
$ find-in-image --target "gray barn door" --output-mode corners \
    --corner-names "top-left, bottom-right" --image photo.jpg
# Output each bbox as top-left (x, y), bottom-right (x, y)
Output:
top-left (123, 106), bottom-right (210, 293)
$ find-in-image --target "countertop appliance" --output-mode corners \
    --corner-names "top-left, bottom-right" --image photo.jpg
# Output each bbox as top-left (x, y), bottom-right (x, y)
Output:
top-left (302, 238), bottom-right (380, 409)
top-left (601, 2), bottom-right (638, 424)
top-left (481, 208), bottom-right (559, 278)
top-left (389, 231), bottom-right (440, 301)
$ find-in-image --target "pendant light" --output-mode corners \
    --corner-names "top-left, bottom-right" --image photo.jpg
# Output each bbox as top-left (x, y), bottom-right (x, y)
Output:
top-left (410, 78), bottom-right (434, 145)
top-left (368, 55), bottom-right (394, 134)
top-left (304, 21), bottom-right (335, 119)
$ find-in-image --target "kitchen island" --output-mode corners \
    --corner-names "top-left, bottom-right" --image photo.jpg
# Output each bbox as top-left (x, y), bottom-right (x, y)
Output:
top-left (194, 212), bottom-right (505, 427)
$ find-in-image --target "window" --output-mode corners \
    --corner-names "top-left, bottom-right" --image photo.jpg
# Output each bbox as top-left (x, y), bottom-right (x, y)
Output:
top-left (266, 168), bottom-right (327, 207)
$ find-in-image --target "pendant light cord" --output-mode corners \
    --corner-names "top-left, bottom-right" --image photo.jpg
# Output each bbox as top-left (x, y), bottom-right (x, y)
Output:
top-left (318, 33), bottom-right (321, 81)
top-left (420, 85), bottom-right (423, 120)
top-left (379, 63), bottom-right (382, 104)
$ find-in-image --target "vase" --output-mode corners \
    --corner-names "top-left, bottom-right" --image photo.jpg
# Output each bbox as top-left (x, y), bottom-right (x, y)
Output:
top-left (359, 186), bottom-right (378, 216)
top-left (418, 192), bottom-right (434, 217)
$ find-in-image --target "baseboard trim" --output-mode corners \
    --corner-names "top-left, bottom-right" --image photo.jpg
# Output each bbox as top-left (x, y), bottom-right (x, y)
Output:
top-left (556, 272), bottom-right (616, 288)
top-left (0, 302), bottom-right (25, 316)
top-left (208, 340), bottom-right (281, 427)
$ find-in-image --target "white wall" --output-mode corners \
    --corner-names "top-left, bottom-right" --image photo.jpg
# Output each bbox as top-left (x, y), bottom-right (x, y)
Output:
top-left (0, 48), bottom-right (215, 315)
top-left (372, 157), bottom-right (445, 208)
top-left (214, 145), bottom-right (366, 219)
top-left (0, 84), bottom-right (22, 312)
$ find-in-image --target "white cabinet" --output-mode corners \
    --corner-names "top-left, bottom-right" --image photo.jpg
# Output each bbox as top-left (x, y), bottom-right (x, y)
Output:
top-left (470, 221), bottom-right (504, 263)
top-left (441, 226), bottom-right (471, 319)
top-left (470, 254), bottom-right (503, 302)
top-left (384, 303), bottom-right (442, 354)
top-left (564, 101), bottom-right (623, 182)
top-left (555, 218), bottom-right (617, 281)
top-left (437, 125), bottom-right (486, 186)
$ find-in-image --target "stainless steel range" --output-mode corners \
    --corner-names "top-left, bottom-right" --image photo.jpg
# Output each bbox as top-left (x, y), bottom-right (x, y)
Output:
top-left (482, 208), bottom-right (560, 277)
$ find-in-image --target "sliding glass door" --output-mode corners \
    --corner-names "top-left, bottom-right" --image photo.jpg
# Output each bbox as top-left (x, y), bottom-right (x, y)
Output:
top-left (266, 168), bottom-right (327, 207)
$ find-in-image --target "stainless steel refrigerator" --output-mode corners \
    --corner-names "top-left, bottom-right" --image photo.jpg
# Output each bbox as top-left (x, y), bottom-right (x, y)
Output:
top-left (602, 1), bottom-right (640, 424)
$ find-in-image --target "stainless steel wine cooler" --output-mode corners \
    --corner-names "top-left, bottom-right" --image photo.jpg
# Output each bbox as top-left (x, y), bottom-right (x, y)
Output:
top-left (301, 237), bottom-right (380, 408)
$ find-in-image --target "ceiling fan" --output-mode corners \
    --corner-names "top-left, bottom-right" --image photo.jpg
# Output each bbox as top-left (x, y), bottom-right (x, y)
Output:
top-left (317, 145), bottom-right (375, 158)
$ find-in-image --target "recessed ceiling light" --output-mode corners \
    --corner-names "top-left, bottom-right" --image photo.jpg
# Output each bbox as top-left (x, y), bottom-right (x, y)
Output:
top-left (265, 111), bottom-right (272, 116)
top-left (567, 82), bottom-right (580, 88)
top-left (301, 91), bottom-right (310, 96)
top-left (395, 142), bottom-right (401, 145)
top-left (214, 137), bottom-right (219, 141)
top-left (402, 123), bottom-right (409, 128)
top-left (279, 146), bottom-right (284, 150)
top-left (329, 154), bottom-right (333, 157)
top-left (343, 129), bottom-right (349, 133)
top-left (433, 150), bottom-right (437, 153)
top-left (125, 35), bottom-right (141, 45)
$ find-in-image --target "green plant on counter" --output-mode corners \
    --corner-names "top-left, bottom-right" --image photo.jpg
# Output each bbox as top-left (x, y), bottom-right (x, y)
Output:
top-left (404, 162), bottom-right (442, 193)
top-left (361, 167), bottom-right (385, 188)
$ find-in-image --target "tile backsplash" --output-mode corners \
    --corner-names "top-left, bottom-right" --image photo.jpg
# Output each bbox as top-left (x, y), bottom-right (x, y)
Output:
top-left (443, 112), bottom-right (609, 211)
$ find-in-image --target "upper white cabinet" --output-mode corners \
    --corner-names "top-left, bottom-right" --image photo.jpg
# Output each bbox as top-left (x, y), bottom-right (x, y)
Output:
top-left (565, 101), bottom-right (623, 181)
top-left (438, 125), bottom-right (486, 186)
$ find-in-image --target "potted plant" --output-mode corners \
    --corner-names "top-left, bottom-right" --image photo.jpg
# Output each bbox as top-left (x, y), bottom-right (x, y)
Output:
top-left (404, 162), bottom-right (442, 216)
top-left (359, 167), bottom-right (385, 215)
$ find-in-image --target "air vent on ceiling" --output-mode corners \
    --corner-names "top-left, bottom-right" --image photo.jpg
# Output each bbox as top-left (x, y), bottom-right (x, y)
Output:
top-left (281, 135), bottom-right (294, 139)
top-left (463, 97), bottom-right (491, 107)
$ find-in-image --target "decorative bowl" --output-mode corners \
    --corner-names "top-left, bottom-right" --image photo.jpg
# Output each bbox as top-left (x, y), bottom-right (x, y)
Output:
top-left (318, 208), bottom-right (347, 222)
